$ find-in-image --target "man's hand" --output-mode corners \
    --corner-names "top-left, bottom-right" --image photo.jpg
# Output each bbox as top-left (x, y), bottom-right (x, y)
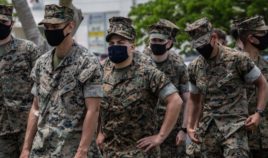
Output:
top-left (176, 130), bottom-right (186, 146)
top-left (136, 134), bottom-right (164, 152)
top-left (245, 113), bottom-right (261, 131)
top-left (74, 148), bottom-right (87, 158)
top-left (96, 132), bottom-right (105, 150)
top-left (20, 149), bottom-right (30, 158)
top-left (187, 128), bottom-right (200, 144)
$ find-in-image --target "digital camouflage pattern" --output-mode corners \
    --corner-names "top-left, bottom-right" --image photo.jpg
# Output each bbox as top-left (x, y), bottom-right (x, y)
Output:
top-left (246, 55), bottom-right (268, 151)
top-left (144, 48), bottom-right (189, 157)
top-left (200, 122), bottom-right (249, 158)
top-left (101, 58), bottom-right (177, 157)
top-left (106, 16), bottom-right (136, 42)
top-left (29, 42), bottom-right (103, 158)
top-left (0, 4), bottom-right (13, 21)
top-left (185, 17), bottom-right (212, 48)
top-left (188, 45), bottom-right (260, 157)
top-left (237, 15), bottom-right (268, 31)
top-left (39, 4), bottom-right (74, 25)
top-left (149, 19), bottom-right (179, 40)
top-left (0, 37), bottom-right (41, 157)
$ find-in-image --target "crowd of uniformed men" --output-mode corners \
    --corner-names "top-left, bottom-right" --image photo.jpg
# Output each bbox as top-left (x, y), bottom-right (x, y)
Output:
top-left (0, 2), bottom-right (268, 158)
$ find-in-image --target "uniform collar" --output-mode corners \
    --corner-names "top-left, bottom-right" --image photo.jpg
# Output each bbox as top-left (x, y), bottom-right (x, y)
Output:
top-left (46, 41), bottom-right (78, 73)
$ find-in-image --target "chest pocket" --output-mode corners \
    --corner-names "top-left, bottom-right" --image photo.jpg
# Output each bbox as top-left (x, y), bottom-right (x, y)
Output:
top-left (10, 55), bottom-right (30, 73)
top-left (216, 72), bottom-right (238, 95)
top-left (58, 78), bottom-right (77, 96)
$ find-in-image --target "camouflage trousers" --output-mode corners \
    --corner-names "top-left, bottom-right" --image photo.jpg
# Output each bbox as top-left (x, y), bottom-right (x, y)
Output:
top-left (103, 146), bottom-right (160, 158)
top-left (160, 129), bottom-right (187, 158)
top-left (0, 132), bottom-right (25, 158)
top-left (199, 122), bottom-right (249, 158)
top-left (89, 140), bottom-right (103, 158)
top-left (186, 141), bottom-right (201, 158)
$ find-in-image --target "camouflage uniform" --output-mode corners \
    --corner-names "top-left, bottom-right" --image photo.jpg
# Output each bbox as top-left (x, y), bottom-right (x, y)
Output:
top-left (101, 17), bottom-right (178, 158)
top-left (237, 16), bottom-right (268, 158)
top-left (0, 5), bottom-right (42, 158)
top-left (186, 18), bottom-right (262, 158)
top-left (144, 19), bottom-right (189, 158)
top-left (30, 5), bottom-right (103, 158)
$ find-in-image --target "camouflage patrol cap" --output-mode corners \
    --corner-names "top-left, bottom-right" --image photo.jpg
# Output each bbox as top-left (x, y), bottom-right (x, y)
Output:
top-left (39, 4), bottom-right (74, 25)
top-left (149, 19), bottom-right (179, 40)
top-left (0, 5), bottom-right (13, 21)
top-left (106, 16), bottom-right (136, 42)
top-left (237, 15), bottom-right (268, 31)
top-left (185, 17), bottom-right (213, 48)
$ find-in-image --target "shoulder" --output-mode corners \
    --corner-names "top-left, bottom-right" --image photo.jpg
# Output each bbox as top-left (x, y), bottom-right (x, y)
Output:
top-left (14, 37), bottom-right (38, 52)
top-left (221, 46), bottom-right (250, 61)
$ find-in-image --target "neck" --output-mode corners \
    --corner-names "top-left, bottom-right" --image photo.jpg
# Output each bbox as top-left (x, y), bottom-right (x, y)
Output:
top-left (55, 36), bottom-right (73, 58)
top-left (209, 43), bottom-right (219, 59)
top-left (0, 35), bottom-right (12, 46)
top-left (243, 43), bottom-right (260, 61)
top-left (152, 51), bottom-right (169, 63)
top-left (114, 54), bottom-right (133, 69)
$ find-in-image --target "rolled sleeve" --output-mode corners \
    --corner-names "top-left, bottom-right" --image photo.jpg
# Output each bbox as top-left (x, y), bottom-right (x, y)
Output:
top-left (244, 65), bottom-right (261, 83)
top-left (159, 83), bottom-right (178, 100)
top-left (189, 82), bottom-right (200, 94)
top-left (31, 83), bottom-right (38, 96)
top-left (83, 84), bottom-right (103, 98)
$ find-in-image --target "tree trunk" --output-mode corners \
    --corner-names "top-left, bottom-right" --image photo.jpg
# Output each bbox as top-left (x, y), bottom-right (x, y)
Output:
top-left (60, 0), bottom-right (84, 35)
top-left (12, 0), bottom-right (50, 52)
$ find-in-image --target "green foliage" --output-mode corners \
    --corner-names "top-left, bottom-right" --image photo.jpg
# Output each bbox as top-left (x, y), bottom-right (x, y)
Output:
top-left (129, 0), bottom-right (268, 54)
top-left (0, 0), bottom-right (8, 5)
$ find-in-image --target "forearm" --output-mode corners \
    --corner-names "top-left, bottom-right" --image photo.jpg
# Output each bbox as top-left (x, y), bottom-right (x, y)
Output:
top-left (77, 108), bottom-right (99, 152)
top-left (181, 92), bottom-right (189, 128)
top-left (187, 94), bottom-right (202, 130)
top-left (255, 75), bottom-right (268, 110)
top-left (159, 94), bottom-right (182, 139)
top-left (22, 99), bottom-right (39, 151)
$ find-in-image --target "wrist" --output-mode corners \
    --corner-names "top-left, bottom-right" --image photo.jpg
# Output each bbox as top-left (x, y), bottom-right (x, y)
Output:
top-left (255, 109), bottom-right (264, 117)
top-left (180, 127), bottom-right (187, 133)
top-left (77, 146), bottom-right (88, 154)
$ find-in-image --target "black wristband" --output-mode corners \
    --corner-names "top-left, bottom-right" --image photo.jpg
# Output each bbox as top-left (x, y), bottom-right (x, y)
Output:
top-left (256, 109), bottom-right (264, 117)
top-left (180, 127), bottom-right (187, 133)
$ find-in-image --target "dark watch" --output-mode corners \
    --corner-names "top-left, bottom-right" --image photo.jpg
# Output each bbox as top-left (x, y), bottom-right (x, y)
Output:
top-left (255, 109), bottom-right (264, 117)
top-left (180, 127), bottom-right (187, 133)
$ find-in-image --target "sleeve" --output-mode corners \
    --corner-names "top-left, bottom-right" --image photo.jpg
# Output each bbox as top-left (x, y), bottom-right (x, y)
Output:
top-left (30, 58), bottom-right (41, 96)
top-left (27, 41), bottom-right (43, 68)
top-left (78, 56), bottom-right (103, 98)
top-left (188, 63), bottom-right (200, 94)
top-left (237, 54), bottom-right (261, 83)
top-left (177, 63), bottom-right (190, 93)
top-left (148, 67), bottom-right (177, 100)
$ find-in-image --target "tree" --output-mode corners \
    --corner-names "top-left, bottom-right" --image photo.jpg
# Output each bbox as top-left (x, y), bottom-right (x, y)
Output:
top-left (12, 0), bottom-right (83, 52)
top-left (129, 0), bottom-right (268, 53)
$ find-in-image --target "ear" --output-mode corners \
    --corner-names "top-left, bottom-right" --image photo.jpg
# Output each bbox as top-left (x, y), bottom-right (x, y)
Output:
top-left (248, 34), bottom-right (259, 44)
top-left (166, 40), bottom-right (173, 48)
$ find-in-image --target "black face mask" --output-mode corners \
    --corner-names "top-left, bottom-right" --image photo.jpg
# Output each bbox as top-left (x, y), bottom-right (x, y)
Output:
top-left (252, 33), bottom-right (268, 50)
top-left (150, 43), bottom-right (167, 55)
top-left (108, 45), bottom-right (129, 63)
top-left (0, 23), bottom-right (12, 40)
top-left (44, 24), bottom-right (70, 46)
top-left (196, 43), bottom-right (214, 60)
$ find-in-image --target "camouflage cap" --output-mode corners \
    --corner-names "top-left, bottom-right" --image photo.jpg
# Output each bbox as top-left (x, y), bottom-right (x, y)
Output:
top-left (39, 4), bottom-right (74, 25)
top-left (0, 5), bottom-right (13, 21)
top-left (106, 16), bottom-right (136, 42)
top-left (149, 19), bottom-right (179, 40)
top-left (185, 17), bottom-right (213, 48)
top-left (237, 15), bottom-right (268, 31)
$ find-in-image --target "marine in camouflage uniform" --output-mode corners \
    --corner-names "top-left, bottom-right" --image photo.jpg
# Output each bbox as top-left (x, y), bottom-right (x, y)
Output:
top-left (144, 19), bottom-right (189, 158)
top-left (236, 16), bottom-right (268, 158)
top-left (0, 4), bottom-right (42, 158)
top-left (185, 17), bottom-right (268, 158)
top-left (20, 5), bottom-right (103, 158)
top-left (100, 16), bottom-right (182, 158)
